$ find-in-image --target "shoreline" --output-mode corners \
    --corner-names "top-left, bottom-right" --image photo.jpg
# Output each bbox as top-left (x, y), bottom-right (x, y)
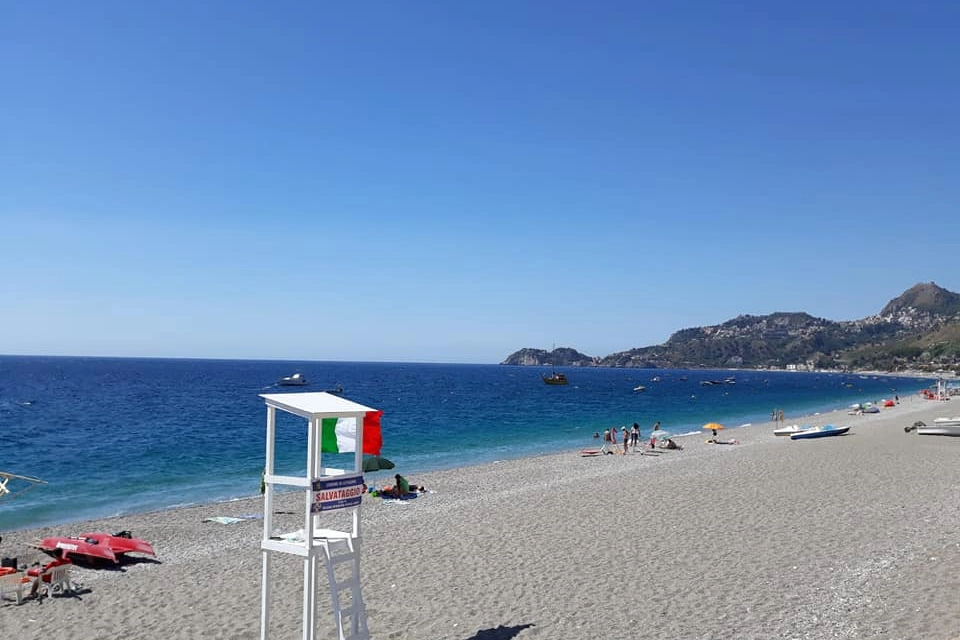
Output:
top-left (3, 394), bottom-right (959, 638)
top-left (3, 370), bottom-right (932, 535)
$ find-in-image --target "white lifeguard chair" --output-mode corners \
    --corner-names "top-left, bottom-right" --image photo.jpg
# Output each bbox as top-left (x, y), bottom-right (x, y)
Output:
top-left (259, 391), bottom-right (379, 640)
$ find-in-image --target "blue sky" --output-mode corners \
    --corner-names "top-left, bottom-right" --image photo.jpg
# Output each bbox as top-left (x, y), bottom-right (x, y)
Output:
top-left (2, 1), bottom-right (958, 364)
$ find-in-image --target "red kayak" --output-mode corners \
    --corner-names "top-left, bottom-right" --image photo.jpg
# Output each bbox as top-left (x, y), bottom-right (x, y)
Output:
top-left (36, 536), bottom-right (118, 563)
top-left (79, 531), bottom-right (156, 558)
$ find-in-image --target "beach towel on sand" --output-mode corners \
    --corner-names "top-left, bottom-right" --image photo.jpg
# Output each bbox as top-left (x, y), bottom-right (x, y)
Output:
top-left (202, 515), bottom-right (262, 525)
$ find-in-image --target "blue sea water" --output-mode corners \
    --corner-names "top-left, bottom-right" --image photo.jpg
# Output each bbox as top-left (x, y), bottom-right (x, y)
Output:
top-left (0, 356), bottom-right (930, 532)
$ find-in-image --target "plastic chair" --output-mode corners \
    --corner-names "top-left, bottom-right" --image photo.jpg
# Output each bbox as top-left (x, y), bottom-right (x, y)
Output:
top-left (37, 563), bottom-right (74, 599)
top-left (0, 572), bottom-right (30, 605)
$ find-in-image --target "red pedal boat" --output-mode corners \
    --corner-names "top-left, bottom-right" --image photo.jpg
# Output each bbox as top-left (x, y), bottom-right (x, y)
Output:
top-left (79, 531), bottom-right (156, 559)
top-left (36, 536), bottom-right (118, 563)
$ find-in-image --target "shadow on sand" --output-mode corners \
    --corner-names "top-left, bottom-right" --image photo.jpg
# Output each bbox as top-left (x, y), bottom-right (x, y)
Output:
top-left (463, 623), bottom-right (535, 640)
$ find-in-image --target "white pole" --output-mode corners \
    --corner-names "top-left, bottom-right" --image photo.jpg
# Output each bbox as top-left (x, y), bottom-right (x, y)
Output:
top-left (302, 414), bottom-right (319, 640)
top-left (260, 406), bottom-right (277, 640)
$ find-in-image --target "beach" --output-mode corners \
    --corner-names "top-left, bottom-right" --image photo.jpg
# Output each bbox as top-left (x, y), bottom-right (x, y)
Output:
top-left (2, 395), bottom-right (959, 640)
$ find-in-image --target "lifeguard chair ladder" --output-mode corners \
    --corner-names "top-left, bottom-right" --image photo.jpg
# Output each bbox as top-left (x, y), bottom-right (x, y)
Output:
top-left (258, 391), bottom-right (378, 640)
top-left (317, 532), bottom-right (368, 640)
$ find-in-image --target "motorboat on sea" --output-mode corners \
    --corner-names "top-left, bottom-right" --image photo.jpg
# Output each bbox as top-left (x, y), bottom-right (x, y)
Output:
top-left (279, 373), bottom-right (309, 386)
top-left (790, 425), bottom-right (850, 440)
top-left (542, 372), bottom-right (568, 385)
top-left (906, 417), bottom-right (960, 436)
top-left (633, 385), bottom-right (647, 392)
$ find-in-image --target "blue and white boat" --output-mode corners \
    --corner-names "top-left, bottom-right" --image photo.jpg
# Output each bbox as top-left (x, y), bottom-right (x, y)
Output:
top-left (790, 424), bottom-right (850, 440)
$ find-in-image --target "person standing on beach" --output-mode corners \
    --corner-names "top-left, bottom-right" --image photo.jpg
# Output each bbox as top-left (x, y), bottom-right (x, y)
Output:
top-left (610, 426), bottom-right (618, 447)
top-left (622, 427), bottom-right (630, 454)
top-left (778, 409), bottom-right (784, 424)
top-left (601, 428), bottom-right (611, 454)
top-left (650, 421), bottom-right (661, 449)
top-left (630, 423), bottom-right (640, 450)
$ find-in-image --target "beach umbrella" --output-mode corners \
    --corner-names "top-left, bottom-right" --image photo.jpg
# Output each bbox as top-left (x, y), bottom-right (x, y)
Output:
top-left (362, 455), bottom-right (395, 472)
top-left (702, 422), bottom-right (725, 432)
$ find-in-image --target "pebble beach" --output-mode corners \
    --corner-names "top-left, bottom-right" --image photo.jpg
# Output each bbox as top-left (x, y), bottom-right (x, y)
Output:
top-left (2, 394), bottom-right (959, 640)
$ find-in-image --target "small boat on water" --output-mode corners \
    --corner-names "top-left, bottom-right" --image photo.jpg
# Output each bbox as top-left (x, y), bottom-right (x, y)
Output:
top-left (279, 373), bottom-right (309, 386)
top-left (542, 372), bottom-right (568, 385)
top-left (633, 385), bottom-right (647, 392)
top-left (790, 425), bottom-right (850, 440)
top-left (906, 417), bottom-right (960, 436)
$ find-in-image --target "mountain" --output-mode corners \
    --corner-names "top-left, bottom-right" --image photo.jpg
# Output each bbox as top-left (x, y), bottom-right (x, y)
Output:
top-left (503, 347), bottom-right (598, 368)
top-left (501, 282), bottom-right (960, 372)
top-left (879, 282), bottom-right (960, 318)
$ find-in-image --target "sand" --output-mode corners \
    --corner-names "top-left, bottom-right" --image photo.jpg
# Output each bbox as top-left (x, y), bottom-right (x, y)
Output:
top-left (2, 393), bottom-right (959, 640)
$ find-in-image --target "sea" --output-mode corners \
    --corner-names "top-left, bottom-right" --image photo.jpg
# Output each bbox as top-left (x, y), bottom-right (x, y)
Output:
top-left (0, 355), bottom-right (931, 532)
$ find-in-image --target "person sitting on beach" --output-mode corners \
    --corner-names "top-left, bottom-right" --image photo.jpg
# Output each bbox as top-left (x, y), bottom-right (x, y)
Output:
top-left (664, 438), bottom-right (683, 450)
top-left (386, 474), bottom-right (426, 497)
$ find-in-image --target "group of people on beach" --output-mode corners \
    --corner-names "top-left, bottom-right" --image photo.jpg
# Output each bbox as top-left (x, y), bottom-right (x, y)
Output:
top-left (593, 421), bottom-right (682, 454)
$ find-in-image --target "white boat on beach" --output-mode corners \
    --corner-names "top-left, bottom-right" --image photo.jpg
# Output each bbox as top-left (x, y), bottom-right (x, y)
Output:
top-left (907, 417), bottom-right (960, 436)
top-left (773, 424), bottom-right (806, 437)
top-left (789, 424), bottom-right (850, 440)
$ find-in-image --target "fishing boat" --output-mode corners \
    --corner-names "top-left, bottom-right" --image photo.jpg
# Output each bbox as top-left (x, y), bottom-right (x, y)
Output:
top-left (790, 425), bottom-right (850, 440)
top-left (542, 372), bottom-right (568, 385)
top-left (542, 344), bottom-right (568, 385)
top-left (906, 417), bottom-right (960, 436)
top-left (278, 373), bottom-right (309, 386)
top-left (0, 471), bottom-right (46, 501)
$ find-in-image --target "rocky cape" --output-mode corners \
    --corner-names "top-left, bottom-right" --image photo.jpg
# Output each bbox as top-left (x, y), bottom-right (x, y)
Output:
top-left (501, 282), bottom-right (960, 372)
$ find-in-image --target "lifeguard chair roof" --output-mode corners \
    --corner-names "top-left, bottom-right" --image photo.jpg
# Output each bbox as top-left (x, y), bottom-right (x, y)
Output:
top-left (260, 391), bottom-right (378, 420)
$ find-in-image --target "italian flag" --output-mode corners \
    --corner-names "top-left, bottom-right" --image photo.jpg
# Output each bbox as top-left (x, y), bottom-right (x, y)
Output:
top-left (320, 411), bottom-right (383, 455)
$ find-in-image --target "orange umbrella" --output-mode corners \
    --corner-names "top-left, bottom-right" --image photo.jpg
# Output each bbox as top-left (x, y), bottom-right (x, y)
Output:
top-left (703, 422), bottom-right (725, 431)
